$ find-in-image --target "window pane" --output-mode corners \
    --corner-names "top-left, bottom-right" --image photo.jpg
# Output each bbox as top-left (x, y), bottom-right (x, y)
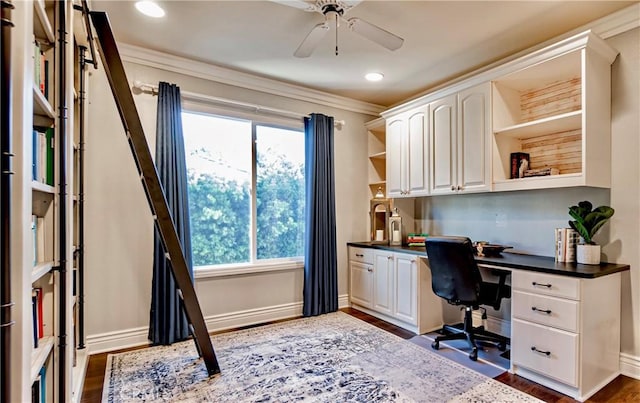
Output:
top-left (256, 125), bottom-right (305, 259)
top-left (182, 112), bottom-right (251, 266)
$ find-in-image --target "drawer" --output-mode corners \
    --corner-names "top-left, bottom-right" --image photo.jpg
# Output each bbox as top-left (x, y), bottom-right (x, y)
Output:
top-left (512, 290), bottom-right (579, 332)
top-left (349, 247), bottom-right (374, 264)
top-left (512, 318), bottom-right (579, 387)
top-left (513, 271), bottom-right (581, 300)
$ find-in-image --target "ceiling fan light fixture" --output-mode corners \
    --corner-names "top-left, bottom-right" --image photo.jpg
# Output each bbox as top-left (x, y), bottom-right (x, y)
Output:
top-left (365, 72), bottom-right (384, 82)
top-left (135, 1), bottom-right (165, 18)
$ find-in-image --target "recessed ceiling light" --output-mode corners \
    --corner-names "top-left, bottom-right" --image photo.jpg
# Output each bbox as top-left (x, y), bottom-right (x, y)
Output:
top-left (365, 72), bottom-right (384, 82)
top-left (135, 1), bottom-right (165, 18)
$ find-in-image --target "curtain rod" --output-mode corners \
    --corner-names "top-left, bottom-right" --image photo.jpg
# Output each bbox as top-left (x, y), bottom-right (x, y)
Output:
top-left (131, 81), bottom-right (345, 130)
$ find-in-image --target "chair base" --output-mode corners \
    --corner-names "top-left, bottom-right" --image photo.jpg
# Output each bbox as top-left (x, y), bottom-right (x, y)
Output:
top-left (431, 311), bottom-right (509, 361)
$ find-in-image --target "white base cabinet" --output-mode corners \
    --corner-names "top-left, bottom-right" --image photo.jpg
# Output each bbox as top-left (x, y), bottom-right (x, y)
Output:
top-left (510, 271), bottom-right (622, 402)
top-left (348, 247), bottom-right (442, 334)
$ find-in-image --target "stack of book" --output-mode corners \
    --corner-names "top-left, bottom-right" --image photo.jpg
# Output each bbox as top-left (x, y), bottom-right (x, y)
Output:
top-left (524, 167), bottom-right (560, 177)
top-left (555, 228), bottom-right (580, 263)
top-left (407, 233), bottom-right (428, 247)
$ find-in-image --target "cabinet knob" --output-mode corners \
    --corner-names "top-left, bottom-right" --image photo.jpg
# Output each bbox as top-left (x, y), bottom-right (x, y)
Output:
top-left (451, 186), bottom-right (455, 191)
top-left (387, 255), bottom-right (393, 260)
top-left (457, 185), bottom-right (462, 191)
top-left (367, 268), bottom-right (373, 272)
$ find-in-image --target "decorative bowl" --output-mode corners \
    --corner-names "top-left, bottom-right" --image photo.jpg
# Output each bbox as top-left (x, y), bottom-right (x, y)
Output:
top-left (472, 242), bottom-right (513, 257)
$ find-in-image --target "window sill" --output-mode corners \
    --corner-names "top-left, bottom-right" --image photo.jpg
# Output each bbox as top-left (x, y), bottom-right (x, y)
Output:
top-left (194, 259), bottom-right (304, 279)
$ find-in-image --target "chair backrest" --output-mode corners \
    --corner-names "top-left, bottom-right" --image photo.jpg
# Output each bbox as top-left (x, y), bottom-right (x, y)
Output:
top-left (425, 236), bottom-right (483, 306)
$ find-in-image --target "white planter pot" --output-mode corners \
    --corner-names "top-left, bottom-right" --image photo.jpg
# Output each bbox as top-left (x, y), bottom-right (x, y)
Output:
top-left (577, 244), bottom-right (601, 265)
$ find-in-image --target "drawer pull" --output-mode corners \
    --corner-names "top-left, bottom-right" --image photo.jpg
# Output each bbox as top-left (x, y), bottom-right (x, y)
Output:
top-left (531, 307), bottom-right (552, 314)
top-left (531, 346), bottom-right (551, 356)
top-left (367, 268), bottom-right (373, 272)
top-left (355, 253), bottom-right (364, 257)
top-left (532, 281), bottom-right (552, 288)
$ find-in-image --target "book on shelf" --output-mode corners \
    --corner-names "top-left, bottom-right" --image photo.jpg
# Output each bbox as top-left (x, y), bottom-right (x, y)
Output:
top-left (32, 215), bottom-right (45, 265)
top-left (31, 128), bottom-right (53, 184)
top-left (39, 366), bottom-right (46, 403)
top-left (31, 375), bottom-right (40, 403)
top-left (31, 215), bottom-right (37, 266)
top-left (31, 366), bottom-right (46, 403)
top-left (555, 228), bottom-right (579, 263)
top-left (32, 288), bottom-right (44, 349)
top-left (45, 128), bottom-right (54, 186)
top-left (33, 39), bottom-right (47, 98)
top-left (523, 167), bottom-right (560, 177)
top-left (510, 152), bottom-right (530, 179)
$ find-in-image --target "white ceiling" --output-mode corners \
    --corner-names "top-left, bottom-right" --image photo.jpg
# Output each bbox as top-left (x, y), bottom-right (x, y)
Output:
top-left (91, 0), bottom-right (635, 108)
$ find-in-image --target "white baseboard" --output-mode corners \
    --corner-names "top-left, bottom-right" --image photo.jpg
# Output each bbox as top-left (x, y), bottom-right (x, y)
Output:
top-left (86, 326), bottom-right (150, 355)
top-left (205, 294), bottom-right (350, 333)
top-left (87, 294), bottom-right (350, 354)
top-left (620, 352), bottom-right (640, 380)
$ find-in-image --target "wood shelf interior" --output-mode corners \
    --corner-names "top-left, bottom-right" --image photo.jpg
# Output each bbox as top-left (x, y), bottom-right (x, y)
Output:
top-left (492, 50), bottom-right (582, 130)
top-left (33, 1), bottom-right (55, 44)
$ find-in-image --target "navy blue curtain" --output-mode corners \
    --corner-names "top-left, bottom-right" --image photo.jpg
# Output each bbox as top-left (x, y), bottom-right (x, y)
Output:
top-left (303, 113), bottom-right (338, 317)
top-left (149, 82), bottom-right (192, 345)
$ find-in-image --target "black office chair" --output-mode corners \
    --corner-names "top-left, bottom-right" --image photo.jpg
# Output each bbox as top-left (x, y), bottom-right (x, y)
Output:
top-left (425, 236), bottom-right (511, 361)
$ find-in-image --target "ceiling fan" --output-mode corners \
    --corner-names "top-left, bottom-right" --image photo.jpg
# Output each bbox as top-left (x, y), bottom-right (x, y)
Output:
top-left (274, 0), bottom-right (404, 58)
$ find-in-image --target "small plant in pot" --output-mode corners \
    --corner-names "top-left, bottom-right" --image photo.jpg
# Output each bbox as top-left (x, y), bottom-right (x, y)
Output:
top-left (568, 201), bottom-right (614, 265)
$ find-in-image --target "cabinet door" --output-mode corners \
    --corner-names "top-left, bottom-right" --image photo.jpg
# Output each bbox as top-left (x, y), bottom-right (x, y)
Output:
top-left (407, 107), bottom-right (429, 196)
top-left (393, 253), bottom-right (418, 325)
top-left (350, 261), bottom-right (373, 308)
top-left (386, 117), bottom-right (406, 197)
top-left (373, 250), bottom-right (394, 316)
top-left (458, 83), bottom-right (491, 193)
top-left (429, 94), bottom-right (457, 195)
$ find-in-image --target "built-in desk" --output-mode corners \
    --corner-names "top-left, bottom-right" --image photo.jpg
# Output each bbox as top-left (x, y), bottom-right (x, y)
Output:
top-left (347, 242), bottom-right (630, 402)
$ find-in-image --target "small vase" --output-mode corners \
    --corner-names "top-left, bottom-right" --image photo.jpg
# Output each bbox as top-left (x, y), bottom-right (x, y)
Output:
top-left (577, 244), bottom-right (601, 265)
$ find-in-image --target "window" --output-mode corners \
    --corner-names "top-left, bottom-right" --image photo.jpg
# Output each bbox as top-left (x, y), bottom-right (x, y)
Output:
top-left (182, 111), bottom-right (305, 271)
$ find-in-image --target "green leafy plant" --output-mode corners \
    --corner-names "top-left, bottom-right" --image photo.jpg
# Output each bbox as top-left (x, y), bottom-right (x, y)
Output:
top-left (568, 201), bottom-right (615, 245)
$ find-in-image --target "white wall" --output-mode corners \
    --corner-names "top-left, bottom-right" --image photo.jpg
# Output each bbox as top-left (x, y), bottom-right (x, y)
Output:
top-left (415, 28), bottom-right (640, 362)
top-left (85, 60), bottom-right (374, 350)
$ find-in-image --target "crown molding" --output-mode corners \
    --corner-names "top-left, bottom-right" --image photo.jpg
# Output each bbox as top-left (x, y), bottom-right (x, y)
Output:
top-left (118, 43), bottom-right (385, 116)
top-left (592, 3), bottom-right (640, 39)
top-left (382, 3), bottom-right (640, 116)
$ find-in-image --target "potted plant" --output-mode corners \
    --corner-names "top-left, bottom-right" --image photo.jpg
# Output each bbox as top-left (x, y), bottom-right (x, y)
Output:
top-left (568, 201), bottom-right (614, 265)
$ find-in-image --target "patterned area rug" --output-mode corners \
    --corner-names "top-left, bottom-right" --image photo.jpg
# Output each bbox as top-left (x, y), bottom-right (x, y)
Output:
top-left (102, 312), bottom-right (541, 402)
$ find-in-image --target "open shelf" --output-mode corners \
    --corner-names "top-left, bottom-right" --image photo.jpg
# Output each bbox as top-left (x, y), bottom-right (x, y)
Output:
top-left (33, 1), bottom-right (55, 43)
top-left (369, 151), bottom-right (386, 160)
top-left (30, 336), bottom-right (54, 383)
top-left (33, 85), bottom-right (55, 120)
top-left (31, 261), bottom-right (53, 283)
top-left (494, 110), bottom-right (581, 139)
top-left (71, 349), bottom-right (89, 403)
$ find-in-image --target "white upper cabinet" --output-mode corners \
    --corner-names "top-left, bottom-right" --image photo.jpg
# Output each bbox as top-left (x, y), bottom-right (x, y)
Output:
top-left (430, 82), bottom-right (491, 195)
top-left (381, 30), bottom-right (617, 197)
top-left (386, 106), bottom-right (429, 198)
top-left (491, 32), bottom-right (618, 192)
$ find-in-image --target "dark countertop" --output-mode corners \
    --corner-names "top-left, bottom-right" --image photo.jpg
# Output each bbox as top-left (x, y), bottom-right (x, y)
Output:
top-left (347, 241), bottom-right (630, 279)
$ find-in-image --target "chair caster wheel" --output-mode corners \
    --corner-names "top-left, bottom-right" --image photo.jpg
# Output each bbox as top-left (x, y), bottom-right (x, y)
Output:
top-left (431, 341), bottom-right (439, 350)
top-left (469, 349), bottom-right (478, 361)
top-left (498, 342), bottom-right (507, 351)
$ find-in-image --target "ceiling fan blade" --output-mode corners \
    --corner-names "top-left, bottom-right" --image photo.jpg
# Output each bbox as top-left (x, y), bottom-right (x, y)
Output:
top-left (294, 22), bottom-right (330, 58)
top-left (347, 17), bottom-right (404, 51)
top-left (270, 0), bottom-right (317, 12)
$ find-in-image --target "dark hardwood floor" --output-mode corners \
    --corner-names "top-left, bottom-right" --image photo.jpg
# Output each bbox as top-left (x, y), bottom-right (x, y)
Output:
top-left (81, 308), bottom-right (639, 402)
